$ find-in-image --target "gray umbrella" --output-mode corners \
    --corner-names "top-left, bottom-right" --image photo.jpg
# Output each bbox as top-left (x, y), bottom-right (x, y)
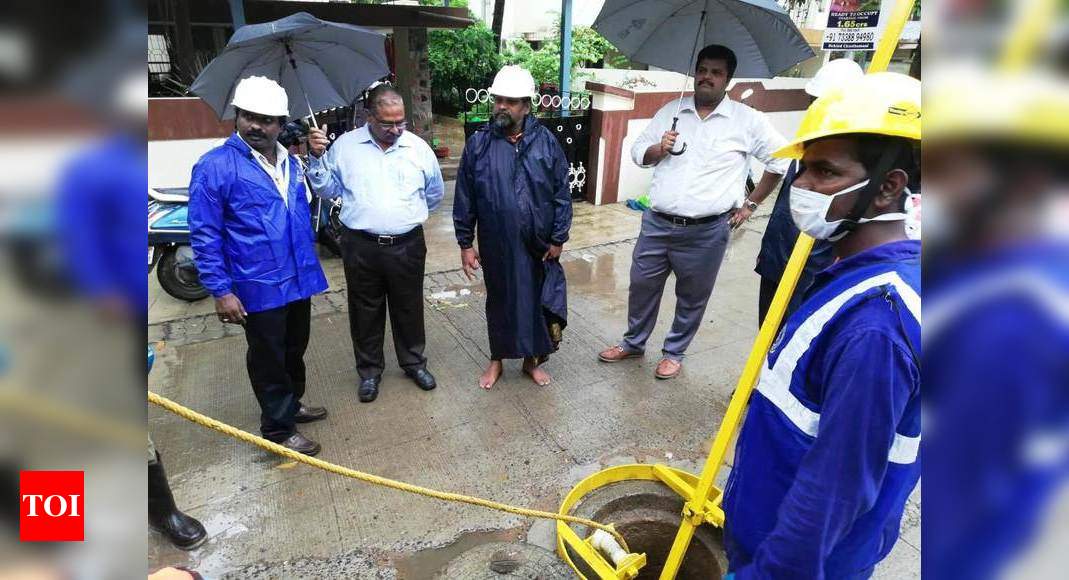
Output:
top-left (593, 0), bottom-right (813, 78)
top-left (189, 11), bottom-right (389, 124)
top-left (594, 0), bottom-right (813, 154)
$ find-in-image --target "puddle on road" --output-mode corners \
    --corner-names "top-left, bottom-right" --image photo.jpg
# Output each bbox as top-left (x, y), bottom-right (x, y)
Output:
top-left (563, 252), bottom-right (621, 297)
top-left (392, 527), bottom-right (523, 579)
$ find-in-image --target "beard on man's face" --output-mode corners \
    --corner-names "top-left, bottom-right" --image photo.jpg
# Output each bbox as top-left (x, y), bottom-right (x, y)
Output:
top-left (492, 110), bottom-right (514, 130)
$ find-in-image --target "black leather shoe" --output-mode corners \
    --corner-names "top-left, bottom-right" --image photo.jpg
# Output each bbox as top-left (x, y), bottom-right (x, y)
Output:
top-left (405, 368), bottom-right (437, 391)
top-left (149, 452), bottom-right (207, 550)
top-left (279, 432), bottom-right (321, 456)
top-left (359, 376), bottom-right (381, 403)
top-left (294, 404), bottom-right (328, 423)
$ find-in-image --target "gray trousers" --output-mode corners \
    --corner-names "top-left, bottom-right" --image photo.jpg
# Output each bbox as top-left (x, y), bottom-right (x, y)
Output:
top-left (621, 211), bottom-right (730, 361)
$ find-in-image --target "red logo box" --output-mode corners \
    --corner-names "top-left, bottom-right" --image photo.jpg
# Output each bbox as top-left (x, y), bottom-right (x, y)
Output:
top-left (19, 471), bottom-right (84, 542)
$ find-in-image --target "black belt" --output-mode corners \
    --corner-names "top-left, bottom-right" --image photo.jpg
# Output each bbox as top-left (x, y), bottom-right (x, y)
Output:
top-left (651, 210), bottom-right (727, 226)
top-left (348, 226), bottom-right (422, 246)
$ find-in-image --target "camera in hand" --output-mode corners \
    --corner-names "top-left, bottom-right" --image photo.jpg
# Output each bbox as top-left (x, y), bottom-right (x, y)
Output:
top-left (278, 120), bottom-right (310, 148)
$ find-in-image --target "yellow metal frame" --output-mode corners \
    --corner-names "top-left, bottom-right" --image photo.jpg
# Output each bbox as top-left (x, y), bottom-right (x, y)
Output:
top-left (556, 464), bottom-right (715, 580)
top-left (555, 231), bottom-right (816, 579)
top-left (556, 2), bottom-right (917, 577)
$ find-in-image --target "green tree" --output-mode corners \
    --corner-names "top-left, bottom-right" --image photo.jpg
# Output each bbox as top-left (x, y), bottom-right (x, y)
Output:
top-left (503, 26), bottom-right (623, 90)
top-left (427, 19), bottom-right (502, 111)
top-left (572, 27), bottom-right (614, 68)
top-left (504, 39), bottom-right (559, 88)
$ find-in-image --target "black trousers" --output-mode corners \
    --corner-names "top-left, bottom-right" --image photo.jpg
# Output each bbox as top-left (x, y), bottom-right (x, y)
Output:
top-left (341, 227), bottom-right (427, 379)
top-left (243, 299), bottom-right (310, 442)
top-left (757, 274), bottom-right (814, 332)
top-left (757, 275), bottom-right (778, 329)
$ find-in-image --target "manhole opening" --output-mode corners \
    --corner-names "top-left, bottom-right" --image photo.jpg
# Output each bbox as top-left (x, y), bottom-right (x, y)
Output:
top-left (613, 519), bottom-right (724, 580)
top-left (566, 480), bottom-right (727, 580)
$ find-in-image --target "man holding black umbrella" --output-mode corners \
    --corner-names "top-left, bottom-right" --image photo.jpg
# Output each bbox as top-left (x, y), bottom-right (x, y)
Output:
top-left (189, 76), bottom-right (329, 456)
top-left (307, 84), bottom-right (444, 403)
top-left (598, 45), bottom-right (789, 379)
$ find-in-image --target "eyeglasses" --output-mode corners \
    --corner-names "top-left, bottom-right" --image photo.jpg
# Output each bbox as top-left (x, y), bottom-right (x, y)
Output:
top-left (374, 120), bottom-right (407, 131)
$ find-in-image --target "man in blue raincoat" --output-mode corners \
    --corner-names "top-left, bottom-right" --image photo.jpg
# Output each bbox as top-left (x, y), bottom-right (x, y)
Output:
top-left (453, 65), bottom-right (572, 390)
top-left (723, 73), bottom-right (921, 579)
top-left (189, 76), bottom-right (329, 456)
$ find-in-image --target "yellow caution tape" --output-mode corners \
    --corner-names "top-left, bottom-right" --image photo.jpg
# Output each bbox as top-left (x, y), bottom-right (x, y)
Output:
top-left (148, 391), bottom-right (630, 552)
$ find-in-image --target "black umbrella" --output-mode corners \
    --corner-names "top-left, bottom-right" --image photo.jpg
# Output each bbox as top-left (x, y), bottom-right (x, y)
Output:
top-left (190, 12), bottom-right (389, 125)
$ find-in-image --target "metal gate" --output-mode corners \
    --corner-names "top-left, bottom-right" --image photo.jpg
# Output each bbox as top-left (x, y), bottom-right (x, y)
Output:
top-left (463, 89), bottom-right (592, 200)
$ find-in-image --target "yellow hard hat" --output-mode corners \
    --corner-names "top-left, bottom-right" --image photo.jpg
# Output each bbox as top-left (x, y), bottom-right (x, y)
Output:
top-left (774, 72), bottom-right (921, 159)
top-left (926, 67), bottom-right (1069, 148)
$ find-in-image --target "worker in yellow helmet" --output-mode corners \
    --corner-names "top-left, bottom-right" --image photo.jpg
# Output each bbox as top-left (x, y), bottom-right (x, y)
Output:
top-left (722, 72), bottom-right (921, 579)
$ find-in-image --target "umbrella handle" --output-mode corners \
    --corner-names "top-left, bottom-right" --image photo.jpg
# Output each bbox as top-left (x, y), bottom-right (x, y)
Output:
top-left (666, 6), bottom-right (704, 157)
top-left (668, 117), bottom-right (687, 156)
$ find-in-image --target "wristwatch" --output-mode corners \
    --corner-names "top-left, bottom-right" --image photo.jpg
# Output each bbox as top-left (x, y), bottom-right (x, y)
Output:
top-left (744, 198), bottom-right (759, 211)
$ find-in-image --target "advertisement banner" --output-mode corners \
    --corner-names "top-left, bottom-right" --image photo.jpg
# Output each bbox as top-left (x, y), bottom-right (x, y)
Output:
top-left (822, 0), bottom-right (882, 51)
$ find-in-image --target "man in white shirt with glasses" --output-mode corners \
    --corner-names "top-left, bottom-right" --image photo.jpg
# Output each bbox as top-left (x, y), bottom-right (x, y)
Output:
top-left (307, 84), bottom-right (445, 403)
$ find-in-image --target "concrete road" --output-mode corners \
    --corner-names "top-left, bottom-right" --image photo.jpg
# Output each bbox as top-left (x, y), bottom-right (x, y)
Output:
top-left (147, 186), bottom-right (920, 578)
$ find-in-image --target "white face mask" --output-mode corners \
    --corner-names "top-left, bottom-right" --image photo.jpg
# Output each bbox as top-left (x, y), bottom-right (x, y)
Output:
top-left (790, 179), bottom-right (909, 241)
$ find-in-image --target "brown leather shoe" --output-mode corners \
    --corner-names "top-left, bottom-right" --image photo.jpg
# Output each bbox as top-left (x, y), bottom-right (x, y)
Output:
top-left (598, 345), bottom-right (643, 363)
top-left (655, 358), bottom-right (682, 380)
top-left (279, 432), bottom-right (321, 456)
top-left (294, 404), bottom-right (328, 423)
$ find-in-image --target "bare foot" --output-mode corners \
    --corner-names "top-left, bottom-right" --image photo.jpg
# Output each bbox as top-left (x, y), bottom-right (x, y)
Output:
top-left (479, 360), bottom-right (503, 390)
top-left (522, 357), bottom-right (552, 386)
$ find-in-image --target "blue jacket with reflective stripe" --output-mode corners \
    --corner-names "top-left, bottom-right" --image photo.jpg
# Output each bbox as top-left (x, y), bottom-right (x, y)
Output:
top-left (188, 134), bottom-right (328, 313)
top-left (724, 239), bottom-right (921, 579)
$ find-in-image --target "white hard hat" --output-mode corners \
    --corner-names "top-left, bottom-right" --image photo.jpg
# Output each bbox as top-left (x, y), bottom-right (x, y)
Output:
top-left (489, 65), bottom-right (536, 99)
top-left (805, 58), bottom-right (864, 98)
top-left (231, 76), bottom-right (289, 117)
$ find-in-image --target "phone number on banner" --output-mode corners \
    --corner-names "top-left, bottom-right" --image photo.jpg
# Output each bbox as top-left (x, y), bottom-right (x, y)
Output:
top-left (822, 28), bottom-right (877, 50)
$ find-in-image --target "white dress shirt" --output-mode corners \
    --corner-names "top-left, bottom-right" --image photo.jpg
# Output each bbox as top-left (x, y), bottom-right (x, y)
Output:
top-left (237, 133), bottom-right (290, 206)
top-left (630, 96), bottom-right (789, 218)
top-left (308, 125), bottom-right (445, 235)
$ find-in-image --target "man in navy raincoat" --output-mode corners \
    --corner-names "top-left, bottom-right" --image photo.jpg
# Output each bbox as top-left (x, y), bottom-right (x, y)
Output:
top-left (189, 76), bottom-right (329, 456)
top-left (453, 65), bottom-right (572, 390)
top-left (723, 73), bottom-right (921, 579)
top-left (752, 60), bottom-right (863, 328)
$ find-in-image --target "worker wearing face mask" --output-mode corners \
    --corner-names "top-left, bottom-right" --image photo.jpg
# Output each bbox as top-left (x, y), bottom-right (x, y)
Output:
top-left (722, 72), bottom-right (921, 580)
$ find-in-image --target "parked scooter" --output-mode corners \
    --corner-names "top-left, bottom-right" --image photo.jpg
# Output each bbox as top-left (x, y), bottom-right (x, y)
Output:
top-left (148, 181), bottom-right (343, 302)
top-left (149, 119), bottom-right (346, 302)
top-left (148, 187), bottom-right (205, 301)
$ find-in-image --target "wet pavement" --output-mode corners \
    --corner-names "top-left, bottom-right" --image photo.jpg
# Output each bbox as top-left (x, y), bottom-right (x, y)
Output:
top-left (147, 185), bottom-right (920, 578)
